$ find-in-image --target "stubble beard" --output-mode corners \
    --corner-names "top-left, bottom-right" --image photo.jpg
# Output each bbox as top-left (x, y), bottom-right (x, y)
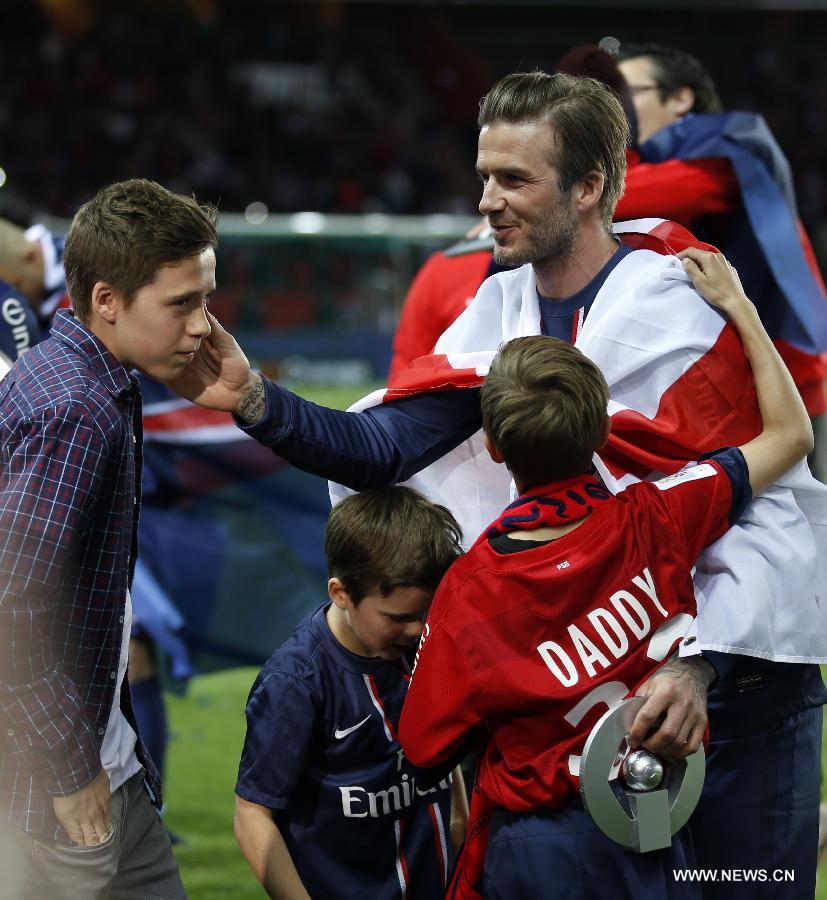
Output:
top-left (492, 201), bottom-right (578, 269)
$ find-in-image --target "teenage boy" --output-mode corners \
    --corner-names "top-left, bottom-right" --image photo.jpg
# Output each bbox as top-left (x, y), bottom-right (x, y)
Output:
top-left (234, 485), bottom-right (468, 900)
top-left (398, 249), bottom-right (814, 899)
top-left (0, 178), bottom-right (217, 898)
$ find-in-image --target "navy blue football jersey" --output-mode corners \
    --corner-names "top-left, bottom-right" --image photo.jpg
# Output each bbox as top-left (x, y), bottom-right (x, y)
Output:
top-left (0, 281), bottom-right (43, 376)
top-left (236, 604), bottom-right (453, 899)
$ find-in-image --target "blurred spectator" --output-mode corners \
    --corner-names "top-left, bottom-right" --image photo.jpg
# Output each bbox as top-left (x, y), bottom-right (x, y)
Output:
top-left (617, 43), bottom-right (827, 417)
top-left (0, 219), bottom-right (68, 324)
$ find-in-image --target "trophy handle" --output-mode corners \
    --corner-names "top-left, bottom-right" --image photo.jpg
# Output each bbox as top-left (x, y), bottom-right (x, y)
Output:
top-left (579, 696), bottom-right (705, 852)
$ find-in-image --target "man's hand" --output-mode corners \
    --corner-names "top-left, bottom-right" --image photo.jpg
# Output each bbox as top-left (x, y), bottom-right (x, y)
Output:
top-left (628, 656), bottom-right (715, 760)
top-left (166, 311), bottom-right (262, 420)
top-left (52, 768), bottom-right (113, 847)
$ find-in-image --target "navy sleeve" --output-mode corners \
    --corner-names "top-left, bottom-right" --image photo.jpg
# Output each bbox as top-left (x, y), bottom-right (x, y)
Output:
top-left (700, 446), bottom-right (752, 524)
top-left (240, 379), bottom-right (483, 490)
top-left (235, 671), bottom-right (317, 810)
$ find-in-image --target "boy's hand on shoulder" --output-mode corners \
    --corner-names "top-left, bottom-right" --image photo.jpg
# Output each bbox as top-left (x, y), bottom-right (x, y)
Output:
top-left (678, 248), bottom-right (751, 315)
top-left (628, 656), bottom-right (715, 760)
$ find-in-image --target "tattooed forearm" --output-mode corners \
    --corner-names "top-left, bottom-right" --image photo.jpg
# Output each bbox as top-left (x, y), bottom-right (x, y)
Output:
top-left (236, 373), bottom-right (266, 424)
top-left (661, 653), bottom-right (714, 682)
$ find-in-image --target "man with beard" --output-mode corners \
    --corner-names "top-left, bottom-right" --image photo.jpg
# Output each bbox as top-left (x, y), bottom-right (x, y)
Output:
top-left (172, 72), bottom-right (827, 897)
top-left (387, 42), bottom-right (635, 380)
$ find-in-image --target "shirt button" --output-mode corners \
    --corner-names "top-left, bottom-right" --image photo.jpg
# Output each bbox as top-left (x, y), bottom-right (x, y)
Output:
top-left (132, 434), bottom-right (136, 445)
top-left (118, 615), bottom-right (125, 624)
top-left (110, 671), bottom-right (117, 680)
top-left (6, 728), bottom-right (13, 737)
top-left (97, 727), bottom-right (105, 736)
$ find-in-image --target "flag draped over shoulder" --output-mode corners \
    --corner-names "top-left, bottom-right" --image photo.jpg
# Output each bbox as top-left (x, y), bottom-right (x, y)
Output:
top-left (330, 219), bottom-right (827, 663)
top-left (637, 112), bottom-right (827, 408)
top-left (139, 378), bottom-right (330, 676)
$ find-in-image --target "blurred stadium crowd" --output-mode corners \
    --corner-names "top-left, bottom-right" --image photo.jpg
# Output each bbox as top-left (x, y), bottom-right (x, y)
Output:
top-left (2, 1), bottom-right (827, 264)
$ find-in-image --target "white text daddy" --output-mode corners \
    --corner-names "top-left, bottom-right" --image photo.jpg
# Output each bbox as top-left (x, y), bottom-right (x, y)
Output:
top-left (536, 567), bottom-right (668, 688)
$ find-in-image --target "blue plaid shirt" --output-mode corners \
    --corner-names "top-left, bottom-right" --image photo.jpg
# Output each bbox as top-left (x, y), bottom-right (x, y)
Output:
top-left (0, 310), bottom-right (160, 838)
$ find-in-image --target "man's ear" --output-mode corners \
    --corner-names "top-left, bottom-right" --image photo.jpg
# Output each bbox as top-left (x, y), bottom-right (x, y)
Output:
top-left (328, 577), bottom-right (351, 610)
top-left (666, 86), bottom-right (695, 120)
top-left (596, 415), bottom-right (612, 450)
top-left (574, 170), bottom-right (605, 216)
top-left (90, 281), bottom-right (120, 324)
top-left (483, 431), bottom-right (505, 465)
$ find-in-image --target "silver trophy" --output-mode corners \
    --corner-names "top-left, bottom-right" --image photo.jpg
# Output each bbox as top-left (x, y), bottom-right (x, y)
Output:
top-left (579, 696), bottom-right (705, 853)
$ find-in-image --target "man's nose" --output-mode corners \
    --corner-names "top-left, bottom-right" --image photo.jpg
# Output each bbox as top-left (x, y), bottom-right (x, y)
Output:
top-left (479, 179), bottom-right (504, 215)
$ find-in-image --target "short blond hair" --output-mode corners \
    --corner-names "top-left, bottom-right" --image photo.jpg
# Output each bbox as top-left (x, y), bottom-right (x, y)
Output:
top-left (481, 336), bottom-right (609, 486)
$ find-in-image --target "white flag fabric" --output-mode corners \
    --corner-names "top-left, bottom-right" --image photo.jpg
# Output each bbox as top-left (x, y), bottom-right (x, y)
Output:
top-left (331, 220), bottom-right (827, 662)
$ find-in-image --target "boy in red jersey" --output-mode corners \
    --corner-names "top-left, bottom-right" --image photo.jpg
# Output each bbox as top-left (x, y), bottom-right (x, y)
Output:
top-left (398, 248), bottom-right (814, 900)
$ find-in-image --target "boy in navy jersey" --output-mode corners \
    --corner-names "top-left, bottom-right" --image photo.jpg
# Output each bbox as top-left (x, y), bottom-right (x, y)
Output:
top-left (398, 249), bottom-right (815, 900)
top-left (234, 486), bottom-right (468, 899)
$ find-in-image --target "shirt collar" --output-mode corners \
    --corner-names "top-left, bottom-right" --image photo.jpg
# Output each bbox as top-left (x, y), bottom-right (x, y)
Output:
top-left (50, 309), bottom-right (135, 397)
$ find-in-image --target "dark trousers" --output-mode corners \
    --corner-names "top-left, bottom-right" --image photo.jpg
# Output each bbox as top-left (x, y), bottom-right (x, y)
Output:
top-left (483, 803), bottom-right (700, 900)
top-left (690, 704), bottom-right (823, 899)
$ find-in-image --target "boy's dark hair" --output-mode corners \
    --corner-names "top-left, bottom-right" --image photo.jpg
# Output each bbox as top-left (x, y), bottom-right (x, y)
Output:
top-left (64, 178), bottom-right (218, 323)
top-left (325, 486), bottom-right (463, 605)
top-left (478, 71), bottom-right (629, 230)
top-left (617, 43), bottom-right (722, 113)
top-left (481, 336), bottom-right (609, 486)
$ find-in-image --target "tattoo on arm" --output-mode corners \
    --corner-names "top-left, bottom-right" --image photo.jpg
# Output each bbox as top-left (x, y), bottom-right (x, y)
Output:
top-left (237, 374), bottom-right (266, 425)
top-left (659, 655), bottom-right (716, 698)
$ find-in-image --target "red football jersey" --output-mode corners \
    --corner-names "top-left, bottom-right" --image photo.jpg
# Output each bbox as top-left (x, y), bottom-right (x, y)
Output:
top-left (388, 250), bottom-right (493, 382)
top-left (399, 459), bottom-right (738, 813)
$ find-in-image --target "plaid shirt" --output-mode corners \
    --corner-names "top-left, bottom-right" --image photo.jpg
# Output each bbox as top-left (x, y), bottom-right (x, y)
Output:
top-left (0, 310), bottom-right (160, 838)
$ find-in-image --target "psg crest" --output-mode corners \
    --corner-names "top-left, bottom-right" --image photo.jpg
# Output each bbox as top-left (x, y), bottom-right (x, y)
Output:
top-left (579, 697), bottom-right (705, 853)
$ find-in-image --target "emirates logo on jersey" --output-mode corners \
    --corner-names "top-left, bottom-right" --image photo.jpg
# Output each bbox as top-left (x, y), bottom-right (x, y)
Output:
top-left (2, 296), bottom-right (33, 358)
top-left (339, 771), bottom-right (452, 819)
